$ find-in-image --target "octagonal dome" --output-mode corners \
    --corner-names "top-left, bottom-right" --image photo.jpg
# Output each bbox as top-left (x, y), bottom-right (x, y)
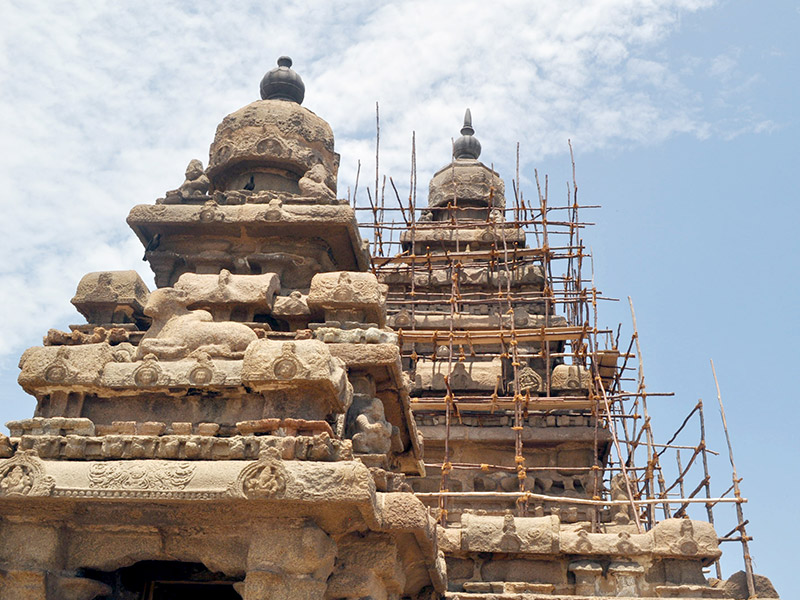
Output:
top-left (207, 99), bottom-right (339, 195)
top-left (428, 159), bottom-right (506, 210)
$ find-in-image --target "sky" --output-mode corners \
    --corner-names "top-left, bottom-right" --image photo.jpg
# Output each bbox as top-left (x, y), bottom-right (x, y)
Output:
top-left (0, 0), bottom-right (797, 592)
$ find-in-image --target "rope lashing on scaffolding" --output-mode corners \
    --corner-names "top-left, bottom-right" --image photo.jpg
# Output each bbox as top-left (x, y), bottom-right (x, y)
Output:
top-left (466, 332), bottom-right (476, 356)
top-left (516, 491), bottom-right (532, 505)
top-left (441, 462), bottom-right (453, 475)
top-left (515, 455), bottom-right (527, 480)
top-left (480, 464), bottom-right (490, 472)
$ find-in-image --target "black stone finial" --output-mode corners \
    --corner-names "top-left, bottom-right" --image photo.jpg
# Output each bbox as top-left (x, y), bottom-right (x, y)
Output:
top-left (260, 56), bottom-right (305, 104)
top-left (461, 108), bottom-right (475, 136)
top-left (453, 108), bottom-right (481, 160)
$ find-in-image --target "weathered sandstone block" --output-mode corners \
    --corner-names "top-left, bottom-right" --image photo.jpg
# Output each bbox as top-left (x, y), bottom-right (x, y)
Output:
top-left (308, 271), bottom-right (387, 325)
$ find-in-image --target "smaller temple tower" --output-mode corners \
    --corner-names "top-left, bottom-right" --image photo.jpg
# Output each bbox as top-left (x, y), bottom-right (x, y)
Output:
top-left (374, 112), bottom-right (759, 598)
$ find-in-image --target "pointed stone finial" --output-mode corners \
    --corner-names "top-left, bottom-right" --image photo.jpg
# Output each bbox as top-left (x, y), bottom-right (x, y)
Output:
top-left (260, 56), bottom-right (305, 104)
top-left (461, 108), bottom-right (475, 136)
top-left (453, 108), bottom-right (481, 160)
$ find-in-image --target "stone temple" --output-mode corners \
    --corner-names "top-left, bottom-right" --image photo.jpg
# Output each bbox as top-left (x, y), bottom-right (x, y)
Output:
top-left (0, 58), bottom-right (778, 599)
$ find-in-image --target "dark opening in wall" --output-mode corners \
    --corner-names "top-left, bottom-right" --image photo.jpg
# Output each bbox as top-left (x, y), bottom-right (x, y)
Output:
top-left (81, 560), bottom-right (242, 600)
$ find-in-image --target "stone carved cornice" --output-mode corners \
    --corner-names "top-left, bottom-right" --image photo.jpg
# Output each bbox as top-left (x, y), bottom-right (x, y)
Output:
top-left (0, 455), bottom-right (377, 508)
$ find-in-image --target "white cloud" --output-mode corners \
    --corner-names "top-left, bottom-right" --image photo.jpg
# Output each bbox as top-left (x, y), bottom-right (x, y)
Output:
top-left (0, 0), bottom-right (769, 364)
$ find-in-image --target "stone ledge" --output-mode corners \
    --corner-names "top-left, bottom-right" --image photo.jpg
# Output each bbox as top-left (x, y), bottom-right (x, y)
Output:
top-left (15, 432), bottom-right (352, 462)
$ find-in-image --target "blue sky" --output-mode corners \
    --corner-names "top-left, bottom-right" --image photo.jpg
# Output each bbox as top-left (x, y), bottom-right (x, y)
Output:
top-left (0, 0), bottom-right (797, 592)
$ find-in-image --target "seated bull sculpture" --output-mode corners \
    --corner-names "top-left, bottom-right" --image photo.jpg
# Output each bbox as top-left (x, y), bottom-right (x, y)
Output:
top-left (136, 287), bottom-right (257, 361)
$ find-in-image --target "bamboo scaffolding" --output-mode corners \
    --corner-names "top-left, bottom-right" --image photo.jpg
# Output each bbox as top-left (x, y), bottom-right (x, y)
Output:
top-left (711, 359), bottom-right (756, 597)
top-left (423, 462), bottom-right (649, 473)
top-left (356, 134), bottom-right (760, 584)
top-left (399, 326), bottom-right (589, 345)
top-left (698, 399), bottom-right (723, 579)
top-left (414, 491), bottom-right (746, 506)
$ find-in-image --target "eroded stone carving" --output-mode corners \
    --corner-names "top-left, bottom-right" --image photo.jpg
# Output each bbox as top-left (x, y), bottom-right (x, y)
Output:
top-left (18, 343), bottom-right (115, 392)
top-left (428, 160), bottom-right (506, 210)
top-left (207, 98), bottom-right (339, 193)
top-left (273, 290), bottom-right (310, 318)
top-left (460, 513), bottom-right (560, 554)
top-left (518, 365), bottom-right (543, 393)
top-left (132, 354), bottom-right (166, 386)
top-left (347, 395), bottom-right (393, 455)
top-left (71, 270), bottom-right (150, 326)
top-left (163, 159), bottom-right (210, 203)
top-left (174, 269), bottom-right (280, 310)
top-left (136, 287), bottom-right (257, 360)
top-left (0, 451), bottom-right (54, 497)
top-left (312, 325), bottom-right (396, 344)
top-left (88, 461), bottom-right (196, 490)
top-left (188, 352), bottom-right (215, 385)
top-left (230, 447), bottom-right (287, 498)
top-left (298, 164), bottom-right (336, 201)
top-left (551, 364), bottom-right (591, 393)
top-left (242, 339), bottom-right (351, 410)
top-left (609, 472), bottom-right (634, 524)
top-left (308, 271), bottom-right (387, 325)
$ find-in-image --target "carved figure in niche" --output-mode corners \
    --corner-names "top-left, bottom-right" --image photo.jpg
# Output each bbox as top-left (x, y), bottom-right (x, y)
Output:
top-left (133, 354), bottom-right (165, 387)
top-left (518, 366), bottom-right (543, 393)
top-left (0, 452), bottom-right (54, 496)
top-left (232, 448), bottom-right (287, 498)
top-left (163, 159), bottom-right (210, 203)
top-left (350, 398), bottom-right (393, 454)
top-left (244, 461), bottom-right (285, 497)
top-left (0, 465), bottom-right (32, 495)
top-left (499, 510), bottom-right (521, 552)
top-left (189, 352), bottom-right (215, 385)
top-left (449, 362), bottom-right (472, 389)
top-left (678, 518), bottom-right (699, 555)
top-left (609, 472), bottom-right (634, 524)
top-left (298, 164), bottom-right (335, 202)
top-left (136, 287), bottom-right (257, 360)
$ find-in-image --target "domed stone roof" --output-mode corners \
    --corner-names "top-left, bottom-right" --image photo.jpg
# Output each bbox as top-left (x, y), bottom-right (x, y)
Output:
top-left (428, 110), bottom-right (505, 210)
top-left (206, 58), bottom-right (339, 195)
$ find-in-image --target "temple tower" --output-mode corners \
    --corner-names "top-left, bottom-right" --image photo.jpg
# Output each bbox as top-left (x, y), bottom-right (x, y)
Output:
top-left (0, 58), bottom-right (442, 600)
top-left (374, 112), bottom-right (764, 598)
top-left (0, 59), bottom-right (778, 600)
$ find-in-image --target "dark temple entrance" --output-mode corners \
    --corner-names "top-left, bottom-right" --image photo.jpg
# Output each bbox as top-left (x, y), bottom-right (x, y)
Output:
top-left (83, 560), bottom-right (242, 599)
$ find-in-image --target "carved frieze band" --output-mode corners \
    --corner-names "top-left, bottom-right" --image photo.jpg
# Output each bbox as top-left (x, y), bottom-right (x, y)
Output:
top-left (52, 488), bottom-right (228, 500)
top-left (88, 461), bottom-right (196, 490)
top-left (0, 452), bottom-right (293, 501)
